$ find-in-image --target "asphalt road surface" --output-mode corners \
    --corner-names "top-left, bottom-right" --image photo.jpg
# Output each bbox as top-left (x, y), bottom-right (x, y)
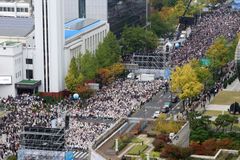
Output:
top-left (131, 91), bottom-right (182, 119)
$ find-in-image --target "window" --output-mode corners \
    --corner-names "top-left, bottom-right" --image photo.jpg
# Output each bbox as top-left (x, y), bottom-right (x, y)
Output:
top-left (17, 8), bottom-right (20, 12)
top-left (26, 69), bottom-right (33, 79)
top-left (0, 7), bottom-right (2, 11)
top-left (25, 8), bottom-right (28, 12)
top-left (26, 59), bottom-right (33, 64)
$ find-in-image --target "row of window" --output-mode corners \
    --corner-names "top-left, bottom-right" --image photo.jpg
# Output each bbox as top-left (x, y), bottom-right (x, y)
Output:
top-left (85, 29), bottom-right (107, 53)
top-left (16, 70), bottom-right (33, 79)
top-left (0, 7), bottom-right (29, 12)
top-left (16, 71), bottom-right (21, 79)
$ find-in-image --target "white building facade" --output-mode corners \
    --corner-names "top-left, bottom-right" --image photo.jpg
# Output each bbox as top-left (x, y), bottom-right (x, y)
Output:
top-left (0, 42), bottom-right (23, 97)
top-left (0, 14), bottom-right (109, 98)
top-left (0, 1), bottom-right (32, 17)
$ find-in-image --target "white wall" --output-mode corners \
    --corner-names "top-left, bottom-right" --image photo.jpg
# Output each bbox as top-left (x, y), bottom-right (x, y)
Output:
top-left (34, 0), bottom-right (45, 92)
top-left (64, 0), bottom-right (79, 22)
top-left (48, 0), bottom-right (65, 92)
top-left (86, 0), bottom-right (108, 21)
top-left (0, 44), bottom-right (23, 98)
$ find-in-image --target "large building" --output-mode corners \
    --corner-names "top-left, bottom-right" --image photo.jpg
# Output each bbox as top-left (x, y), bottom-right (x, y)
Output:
top-left (0, 0), bottom-right (33, 17)
top-left (0, 1), bottom-right (109, 98)
top-left (65, 0), bottom-right (148, 36)
top-left (86, 0), bottom-right (148, 36)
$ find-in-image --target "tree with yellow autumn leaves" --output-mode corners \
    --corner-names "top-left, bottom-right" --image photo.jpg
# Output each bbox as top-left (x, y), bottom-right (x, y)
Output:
top-left (170, 64), bottom-right (204, 105)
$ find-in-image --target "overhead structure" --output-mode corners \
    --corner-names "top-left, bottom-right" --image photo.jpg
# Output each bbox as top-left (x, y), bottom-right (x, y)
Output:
top-left (18, 127), bottom-right (65, 160)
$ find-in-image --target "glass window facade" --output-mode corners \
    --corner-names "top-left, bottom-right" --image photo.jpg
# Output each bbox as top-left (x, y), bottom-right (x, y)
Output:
top-left (79, 0), bottom-right (86, 18)
top-left (108, 0), bottom-right (147, 36)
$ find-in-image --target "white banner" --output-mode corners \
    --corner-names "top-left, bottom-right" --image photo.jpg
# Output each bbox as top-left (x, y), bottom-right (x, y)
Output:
top-left (0, 76), bottom-right (12, 84)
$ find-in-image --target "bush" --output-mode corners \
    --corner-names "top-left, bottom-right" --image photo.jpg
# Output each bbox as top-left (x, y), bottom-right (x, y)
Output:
top-left (128, 145), bottom-right (148, 155)
top-left (161, 144), bottom-right (192, 160)
top-left (153, 134), bottom-right (171, 151)
top-left (190, 138), bottom-right (233, 156)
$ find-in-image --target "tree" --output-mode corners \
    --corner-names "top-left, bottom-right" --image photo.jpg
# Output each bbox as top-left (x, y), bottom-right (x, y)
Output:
top-left (206, 36), bottom-right (230, 72)
top-left (76, 85), bottom-right (94, 99)
top-left (96, 32), bottom-right (120, 68)
top-left (174, 0), bottom-right (185, 17)
top-left (153, 134), bottom-right (171, 151)
top-left (121, 26), bottom-right (158, 54)
top-left (65, 57), bottom-right (79, 92)
top-left (154, 114), bottom-right (182, 134)
top-left (188, 112), bottom-right (211, 130)
top-left (214, 114), bottom-right (233, 132)
top-left (80, 50), bottom-right (98, 80)
top-left (190, 59), bottom-right (214, 89)
top-left (161, 144), bottom-right (193, 160)
top-left (170, 64), bottom-right (204, 104)
top-left (110, 63), bottom-right (125, 78)
top-left (150, 12), bottom-right (175, 37)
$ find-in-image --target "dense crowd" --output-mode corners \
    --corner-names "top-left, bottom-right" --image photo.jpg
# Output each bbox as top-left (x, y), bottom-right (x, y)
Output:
top-left (0, 79), bottom-right (163, 158)
top-left (171, 5), bottom-right (240, 67)
top-left (0, 95), bottom-right (77, 159)
top-left (74, 79), bottom-right (162, 119)
top-left (65, 120), bottom-right (110, 151)
top-left (65, 79), bottom-right (163, 150)
top-left (1, 3), bottom-right (240, 160)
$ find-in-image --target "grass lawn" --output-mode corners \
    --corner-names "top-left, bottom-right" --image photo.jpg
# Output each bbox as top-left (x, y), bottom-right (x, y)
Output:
top-left (210, 91), bottom-right (240, 105)
top-left (204, 110), bottom-right (240, 117)
top-left (131, 137), bottom-right (143, 143)
top-left (128, 145), bottom-right (148, 155)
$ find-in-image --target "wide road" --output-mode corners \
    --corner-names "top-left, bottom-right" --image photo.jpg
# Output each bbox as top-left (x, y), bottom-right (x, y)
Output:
top-left (131, 91), bottom-right (182, 119)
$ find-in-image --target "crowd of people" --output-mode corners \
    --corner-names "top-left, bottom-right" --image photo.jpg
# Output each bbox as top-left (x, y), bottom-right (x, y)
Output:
top-left (65, 120), bottom-right (110, 151)
top-left (171, 5), bottom-right (240, 67)
top-left (0, 79), bottom-right (163, 158)
top-left (65, 79), bottom-right (163, 150)
top-left (1, 3), bottom-right (240, 160)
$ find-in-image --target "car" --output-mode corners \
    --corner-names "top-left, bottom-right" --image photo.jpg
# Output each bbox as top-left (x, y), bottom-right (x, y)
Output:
top-left (171, 96), bottom-right (179, 103)
top-left (160, 106), bottom-right (170, 113)
top-left (152, 111), bottom-right (161, 118)
top-left (163, 102), bottom-right (172, 108)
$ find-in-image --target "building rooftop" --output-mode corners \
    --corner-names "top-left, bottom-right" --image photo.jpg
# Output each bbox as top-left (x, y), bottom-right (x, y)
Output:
top-left (64, 18), bottom-right (106, 40)
top-left (0, 17), bottom-right (34, 37)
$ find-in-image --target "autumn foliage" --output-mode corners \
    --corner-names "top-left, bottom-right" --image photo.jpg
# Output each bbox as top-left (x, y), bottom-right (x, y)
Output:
top-left (76, 85), bottom-right (94, 99)
top-left (160, 144), bottom-right (193, 160)
top-left (97, 63), bottom-right (125, 85)
top-left (153, 134), bottom-right (171, 151)
top-left (190, 138), bottom-right (233, 156)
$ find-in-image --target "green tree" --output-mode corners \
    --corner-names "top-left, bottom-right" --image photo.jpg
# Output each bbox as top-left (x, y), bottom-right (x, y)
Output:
top-left (65, 57), bottom-right (79, 92)
top-left (206, 36), bottom-right (230, 71)
top-left (121, 26), bottom-right (158, 54)
top-left (80, 50), bottom-right (98, 80)
top-left (170, 64), bottom-right (204, 104)
top-left (214, 114), bottom-right (232, 132)
top-left (96, 32), bottom-right (120, 68)
top-left (150, 12), bottom-right (175, 37)
top-left (190, 59), bottom-right (214, 89)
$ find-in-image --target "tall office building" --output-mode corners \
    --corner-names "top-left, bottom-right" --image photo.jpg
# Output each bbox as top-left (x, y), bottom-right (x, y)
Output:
top-left (0, 0), bottom-right (109, 98)
top-left (86, 0), bottom-right (147, 36)
top-left (34, 0), bottom-right (65, 93)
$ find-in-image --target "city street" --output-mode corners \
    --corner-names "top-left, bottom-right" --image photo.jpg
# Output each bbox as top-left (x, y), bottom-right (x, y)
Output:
top-left (131, 91), bottom-right (182, 119)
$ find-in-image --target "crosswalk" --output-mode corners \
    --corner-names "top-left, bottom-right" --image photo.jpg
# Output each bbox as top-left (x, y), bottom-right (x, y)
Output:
top-left (73, 151), bottom-right (88, 160)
